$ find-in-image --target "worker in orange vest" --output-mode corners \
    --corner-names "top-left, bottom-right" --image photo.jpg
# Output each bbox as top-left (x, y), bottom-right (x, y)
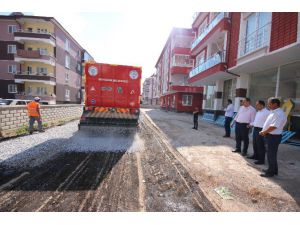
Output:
top-left (27, 96), bottom-right (44, 134)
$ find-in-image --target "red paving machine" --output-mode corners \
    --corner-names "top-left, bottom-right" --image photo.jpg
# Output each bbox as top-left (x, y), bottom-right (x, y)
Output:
top-left (78, 62), bottom-right (142, 129)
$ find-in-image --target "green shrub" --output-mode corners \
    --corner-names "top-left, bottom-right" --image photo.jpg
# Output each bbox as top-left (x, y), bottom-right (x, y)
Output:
top-left (16, 125), bottom-right (28, 135)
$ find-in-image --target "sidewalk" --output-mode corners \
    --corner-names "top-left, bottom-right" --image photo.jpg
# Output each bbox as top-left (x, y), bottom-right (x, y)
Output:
top-left (142, 108), bottom-right (300, 211)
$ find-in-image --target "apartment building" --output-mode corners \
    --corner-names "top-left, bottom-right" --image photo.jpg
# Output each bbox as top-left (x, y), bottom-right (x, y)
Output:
top-left (0, 12), bottom-right (93, 104)
top-left (188, 12), bottom-right (300, 132)
top-left (154, 28), bottom-right (203, 113)
top-left (142, 76), bottom-right (154, 104)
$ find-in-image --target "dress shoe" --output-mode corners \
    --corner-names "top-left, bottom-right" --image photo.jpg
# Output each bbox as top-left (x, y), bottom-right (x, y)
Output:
top-left (241, 152), bottom-right (247, 156)
top-left (260, 173), bottom-right (275, 177)
top-left (254, 161), bottom-right (264, 165)
top-left (262, 169), bottom-right (278, 175)
top-left (232, 149), bottom-right (241, 153)
top-left (247, 155), bottom-right (257, 159)
top-left (223, 135), bottom-right (230, 138)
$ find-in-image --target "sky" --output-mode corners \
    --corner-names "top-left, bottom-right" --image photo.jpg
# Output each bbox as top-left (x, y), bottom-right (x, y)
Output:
top-left (30, 12), bottom-right (194, 82)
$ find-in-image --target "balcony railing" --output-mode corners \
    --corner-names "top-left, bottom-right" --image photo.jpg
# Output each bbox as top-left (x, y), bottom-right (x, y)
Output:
top-left (189, 51), bottom-right (226, 78)
top-left (14, 72), bottom-right (56, 83)
top-left (172, 59), bottom-right (194, 67)
top-left (16, 49), bottom-right (40, 58)
top-left (15, 29), bottom-right (55, 38)
top-left (15, 94), bottom-right (56, 101)
top-left (16, 49), bottom-right (55, 58)
top-left (191, 12), bottom-right (227, 50)
top-left (237, 23), bottom-right (271, 58)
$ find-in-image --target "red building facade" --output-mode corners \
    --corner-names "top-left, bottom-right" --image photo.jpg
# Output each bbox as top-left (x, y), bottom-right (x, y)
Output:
top-left (154, 28), bottom-right (203, 113)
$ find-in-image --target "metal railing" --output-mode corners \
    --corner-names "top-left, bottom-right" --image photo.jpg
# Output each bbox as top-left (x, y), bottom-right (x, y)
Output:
top-left (191, 12), bottom-right (227, 50)
top-left (16, 29), bottom-right (55, 37)
top-left (172, 59), bottom-right (194, 67)
top-left (16, 71), bottom-right (55, 77)
top-left (189, 50), bottom-right (226, 78)
top-left (15, 49), bottom-right (55, 58)
top-left (237, 23), bottom-right (271, 58)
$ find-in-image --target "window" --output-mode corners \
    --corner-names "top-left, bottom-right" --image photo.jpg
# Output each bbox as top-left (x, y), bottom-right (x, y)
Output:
top-left (38, 48), bottom-right (48, 55)
top-left (278, 62), bottom-right (300, 114)
top-left (27, 66), bottom-right (33, 75)
top-left (8, 25), bottom-right (17, 33)
top-left (8, 65), bottom-right (17, 74)
top-left (27, 86), bottom-right (33, 95)
top-left (65, 73), bottom-right (69, 82)
top-left (198, 20), bottom-right (207, 37)
top-left (37, 67), bottom-right (48, 75)
top-left (243, 13), bottom-right (272, 55)
top-left (173, 54), bottom-right (193, 67)
top-left (77, 50), bottom-right (81, 58)
top-left (8, 84), bottom-right (17, 93)
top-left (65, 39), bottom-right (70, 51)
top-left (7, 45), bottom-right (16, 54)
top-left (77, 63), bottom-right (81, 72)
top-left (16, 101), bottom-right (26, 105)
top-left (205, 85), bottom-right (215, 109)
top-left (65, 89), bottom-right (70, 98)
top-left (37, 87), bottom-right (47, 95)
top-left (196, 51), bottom-right (206, 66)
top-left (37, 28), bottom-right (48, 33)
top-left (249, 67), bottom-right (278, 106)
top-left (182, 95), bottom-right (192, 106)
top-left (65, 55), bottom-right (70, 68)
top-left (222, 79), bottom-right (236, 107)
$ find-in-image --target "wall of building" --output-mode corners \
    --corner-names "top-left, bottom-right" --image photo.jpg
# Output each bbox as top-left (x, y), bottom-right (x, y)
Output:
top-left (270, 12), bottom-right (298, 52)
top-left (227, 12), bottom-right (241, 68)
top-left (160, 92), bottom-right (203, 113)
top-left (0, 20), bottom-right (20, 40)
top-left (0, 104), bottom-right (82, 138)
top-left (54, 25), bottom-right (82, 104)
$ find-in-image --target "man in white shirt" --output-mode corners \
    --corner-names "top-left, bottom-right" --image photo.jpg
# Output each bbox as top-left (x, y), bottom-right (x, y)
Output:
top-left (232, 98), bottom-right (256, 156)
top-left (248, 100), bottom-right (270, 164)
top-left (223, 99), bottom-right (234, 138)
top-left (259, 98), bottom-right (287, 177)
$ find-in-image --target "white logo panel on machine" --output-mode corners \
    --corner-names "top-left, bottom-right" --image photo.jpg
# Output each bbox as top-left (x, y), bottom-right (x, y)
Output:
top-left (129, 70), bottom-right (139, 80)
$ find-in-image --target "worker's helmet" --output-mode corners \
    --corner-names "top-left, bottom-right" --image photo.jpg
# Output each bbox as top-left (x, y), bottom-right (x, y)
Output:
top-left (34, 96), bottom-right (41, 102)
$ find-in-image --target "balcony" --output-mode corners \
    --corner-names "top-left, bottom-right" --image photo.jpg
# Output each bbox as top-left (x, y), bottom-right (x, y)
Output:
top-left (15, 49), bottom-right (56, 66)
top-left (15, 93), bottom-right (56, 103)
top-left (14, 29), bottom-right (56, 46)
top-left (191, 12), bottom-right (228, 51)
top-left (237, 23), bottom-right (271, 58)
top-left (189, 51), bottom-right (226, 78)
top-left (14, 72), bottom-right (56, 85)
top-left (171, 55), bottom-right (194, 75)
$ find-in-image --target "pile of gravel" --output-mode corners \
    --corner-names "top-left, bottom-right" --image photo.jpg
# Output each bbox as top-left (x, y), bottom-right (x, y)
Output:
top-left (0, 121), bottom-right (144, 169)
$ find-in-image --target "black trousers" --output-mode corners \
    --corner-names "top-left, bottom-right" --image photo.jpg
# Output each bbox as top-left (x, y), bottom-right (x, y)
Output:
top-left (235, 122), bottom-right (250, 153)
top-left (224, 116), bottom-right (233, 137)
top-left (253, 127), bottom-right (266, 161)
top-left (193, 120), bottom-right (198, 129)
top-left (266, 134), bottom-right (282, 175)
